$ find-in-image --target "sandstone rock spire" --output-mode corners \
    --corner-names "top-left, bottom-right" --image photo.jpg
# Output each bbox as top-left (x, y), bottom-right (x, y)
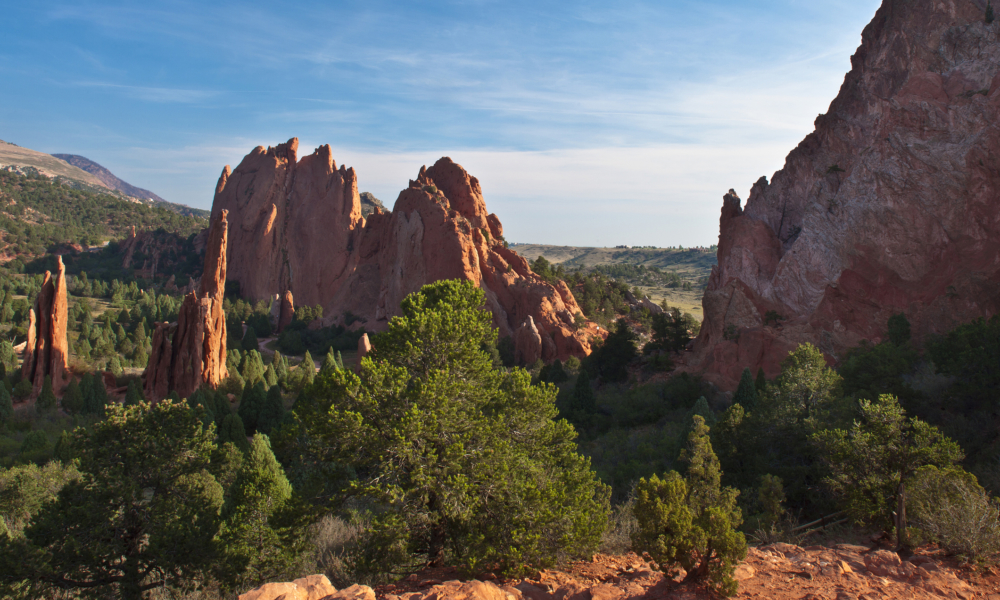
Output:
top-left (20, 255), bottom-right (69, 397)
top-left (143, 210), bottom-right (229, 401)
top-left (215, 146), bottom-right (603, 362)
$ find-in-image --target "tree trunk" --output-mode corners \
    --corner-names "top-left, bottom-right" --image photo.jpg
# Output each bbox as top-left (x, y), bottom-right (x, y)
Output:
top-left (895, 479), bottom-right (908, 551)
top-left (427, 494), bottom-right (446, 567)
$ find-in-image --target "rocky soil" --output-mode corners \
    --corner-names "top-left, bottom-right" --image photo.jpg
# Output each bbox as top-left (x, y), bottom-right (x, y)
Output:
top-left (241, 543), bottom-right (1000, 600)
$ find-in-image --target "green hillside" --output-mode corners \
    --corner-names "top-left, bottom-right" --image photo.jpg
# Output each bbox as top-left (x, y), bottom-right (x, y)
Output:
top-left (512, 243), bottom-right (717, 318)
top-left (0, 170), bottom-right (206, 259)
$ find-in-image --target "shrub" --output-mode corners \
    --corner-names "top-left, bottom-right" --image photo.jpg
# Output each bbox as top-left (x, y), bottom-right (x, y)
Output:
top-left (35, 376), bottom-right (56, 415)
top-left (12, 379), bottom-right (32, 401)
top-left (908, 466), bottom-right (1000, 560)
top-left (632, 416), bottom-right (746, 596)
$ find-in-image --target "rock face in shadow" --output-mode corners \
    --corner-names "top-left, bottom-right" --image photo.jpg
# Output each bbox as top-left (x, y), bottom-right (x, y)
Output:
top-left (20, 255), bottom-right (69, 397)
top-left (691, 0), bottom-right (1000, 389)
top-left (214, 142), bottom-right (601, 362)
top-left (144, 210), bottom-right (229, 401)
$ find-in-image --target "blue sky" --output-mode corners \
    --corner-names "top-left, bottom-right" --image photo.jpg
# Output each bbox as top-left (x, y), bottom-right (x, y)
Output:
top-left (0, 0), bottom-right (881, 246)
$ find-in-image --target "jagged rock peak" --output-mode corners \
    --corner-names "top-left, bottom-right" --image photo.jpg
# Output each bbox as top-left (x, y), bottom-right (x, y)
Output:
top-left (691, 0), bottom-right (1000, 390)
top-left (215, 144), bottom-right (604, 362)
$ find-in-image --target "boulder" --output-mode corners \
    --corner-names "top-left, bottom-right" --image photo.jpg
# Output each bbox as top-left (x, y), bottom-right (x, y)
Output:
top-left (278, 290), bottom-right (295, 333)
top-left (514, 316), bottom-right (543, 366)
top-left (215, 146), bottom-right (598, 361)
top-left (20, 255), bottom-right (69, 397)
top-left (691, 1), bottom-right (1000, 389)
top-left (143, 210), bottom-right (229, 401)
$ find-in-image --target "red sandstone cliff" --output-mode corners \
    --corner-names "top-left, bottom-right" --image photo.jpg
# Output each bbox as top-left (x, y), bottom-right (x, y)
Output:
top-left (213, 142), bottom-right (600, 362)
top-left (692, 0), bottom-right (1000, 389)
top-left (144, 210), bottom-right (229, 400)
top-left (20, 255), bottom-right (69, 396)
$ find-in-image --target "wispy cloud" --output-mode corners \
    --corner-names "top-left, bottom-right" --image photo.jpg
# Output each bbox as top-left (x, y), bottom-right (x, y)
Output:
top-left (73, 82), bottom-right (219, 103)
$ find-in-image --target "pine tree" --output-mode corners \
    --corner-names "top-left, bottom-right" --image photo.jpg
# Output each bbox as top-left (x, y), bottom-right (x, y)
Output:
top-left (570, 369), bottom-right (596, 413)
top-left (238, 381), bottom-right (267, 434)
top-left (321, 349), bottom-right (339, 374)
top-left (238, 351), bottom-right (266, 387)
top-left (61, 379), bottom-right (84, 414)
top-left (218, 413), bottom-right (250, 453)
top-left (755, 367), bottom-right (767, 393)
top-left (242, 326), bottom-right (259, 353)
top-left (0, 384), bottom-right (12, 423)
top-left (733, 367), bottom-right (757, 412)
top-left (217, 434), bottom-right (296, 588)
top-left (272, 351), bottom-right (288, 382)
top-left (257, 386), bottom-right (285, 435)
top-left (263, 364), bottom-right (278, 389)
top-left (124, 380), bottom-right (144, 407)
top-left (300, 350), bottom-right (316, 387)
top-left (108, 355), bottom-right (123, 378)
top-left (633, 415), bottom-right (746, 596)
top-left (988, 1), bottom-right (995, 24)
top-left (36, 376), bottom-right (57, 415)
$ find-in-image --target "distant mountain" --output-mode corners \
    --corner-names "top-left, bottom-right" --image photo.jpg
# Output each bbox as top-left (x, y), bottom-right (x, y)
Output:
top-left (52, 154), bottom-right (166, 203)
top-left (51, 153), bottom-right (208, 218)
top-left (0, 140), bottom-right (108, 189)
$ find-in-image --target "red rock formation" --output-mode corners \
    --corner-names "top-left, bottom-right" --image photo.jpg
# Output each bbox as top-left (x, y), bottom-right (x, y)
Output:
top-left (691, 0), bottom-right (1000, 390)
top-left (20, 256), bottom-right (69, 396)
top-left (143, 210), bottom-right (229, 401)
top-left (356, 333), bottom-right (371, 372)
top-left (278, 290), bottom-right (295, 333)
top-left (214, 144), bottom-right (599, 362)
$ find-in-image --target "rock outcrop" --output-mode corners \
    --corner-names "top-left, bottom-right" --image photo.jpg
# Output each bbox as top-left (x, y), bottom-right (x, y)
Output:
top-left (692, 0), bottom-right (1000, 389)
top-left (213, 141), bottom-right (601, 362)
top-left (356, 333), bottom-right (372, 371)
top-left (20, 256), bottom-right (69, 396)
top-left (278, 290), bottom-right (295, 333)
top-left (143, 210), bottom-right (229, 401)
top-left (242, 542), bottom-right (983, 600)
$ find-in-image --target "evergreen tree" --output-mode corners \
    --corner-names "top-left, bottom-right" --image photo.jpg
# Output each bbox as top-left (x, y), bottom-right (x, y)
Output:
top-left (242, 326), bottom-right (259, 353)
top-left (108, 355), bottom-right (123, 378)
top-left (321, 348), bottom-right (339, 374)
top-left (218, 413), bottom-right (250, 453)
top-left (257, 386), bottom-right (285, 435)
top-left (988, 1), bottom-right (995, 24)
top-left (633, 415), bottom-right (746, 596)
top-left (239, 351), bottom-right (266, 387)
top-left (336, 351), bottom-right (344, 370)
top-left (299, 350), bottom-right (316, 387)
top-left (61, 379), bottom-right (84, 414)
top-left (755, 367), bottom-right (767, 393)
top-left (0, 384), bottom-right (12, 423)
top-left (813, 394), bottom-right (963, 549)
top-left (217, 434), bottom-right (297, 589)
top-left (53, 430), bottom-right (75, 463)
top-left (887, 312), bottom-right (911, 346)
top-left (570, 369), bottom-right (596, 413)
top-left (124, 380), bottom-right (144, 407)
top-left (263, 364), bottom-right (278, 389)
top-left (272, 351), bottom-right (288, 382)
top-left (292, 279), bottom-right (609, 572)
top-left (592, 318), bottom-right (638, 382)
top-left (238, 381), bottom-right (267, 434)
top-left (732, 367), bottom-right (757, 412)
top-left (35, 376), bottom-right (56, 415)
top-left (0, 401), bottom-right (223, 599)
